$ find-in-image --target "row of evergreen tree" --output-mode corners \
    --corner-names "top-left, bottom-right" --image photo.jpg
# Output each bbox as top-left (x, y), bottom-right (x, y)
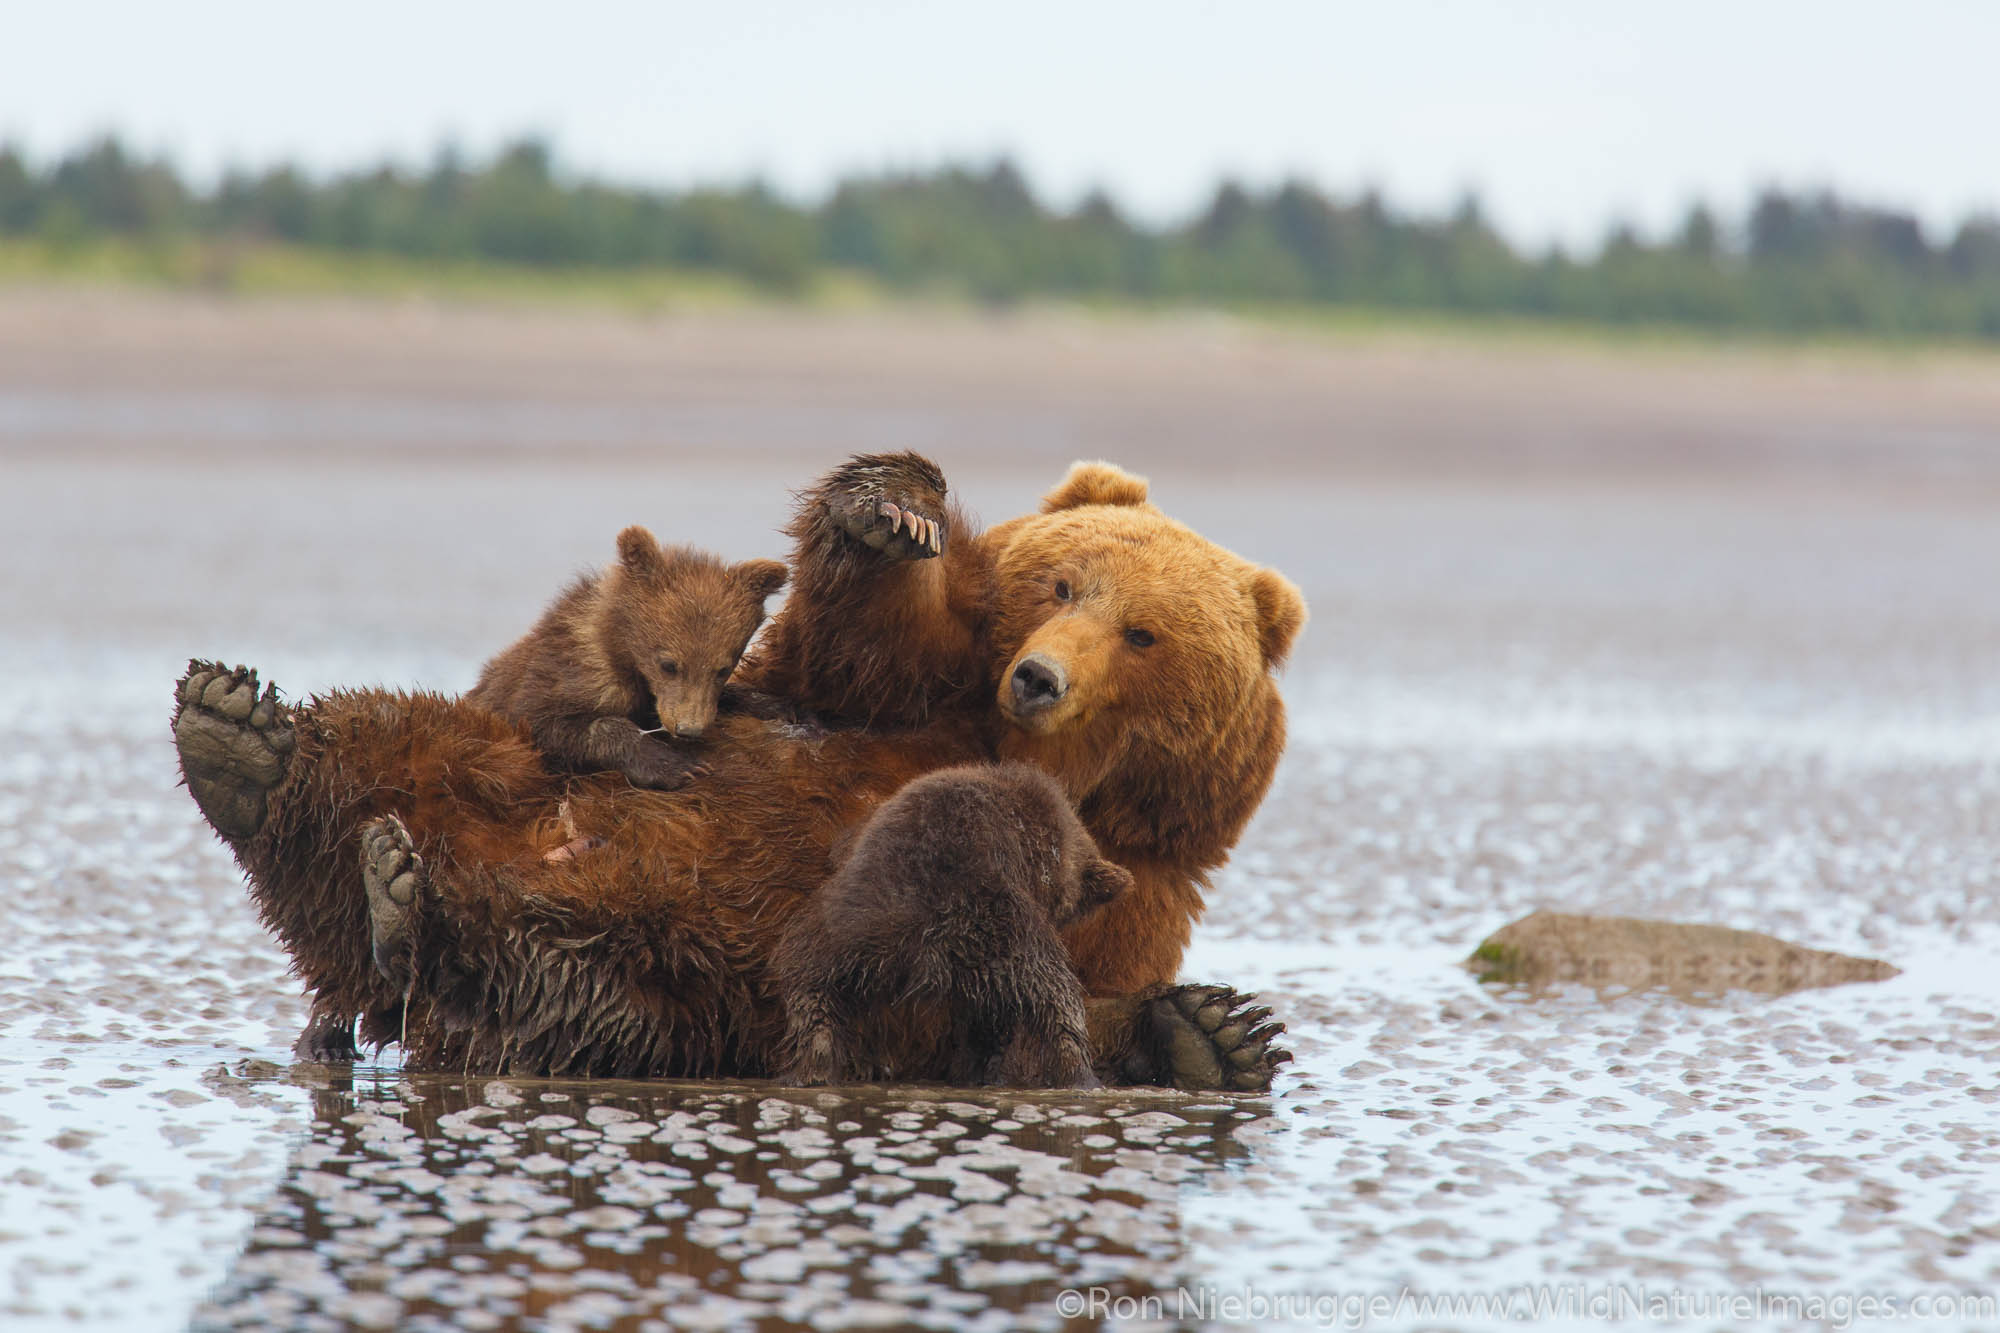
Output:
top-left (5, 136), bottom-right (1999, 339)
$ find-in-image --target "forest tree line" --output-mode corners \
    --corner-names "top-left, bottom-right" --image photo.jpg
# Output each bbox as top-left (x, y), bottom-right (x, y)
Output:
top-left (5, 136), bottom-right (2000, 339)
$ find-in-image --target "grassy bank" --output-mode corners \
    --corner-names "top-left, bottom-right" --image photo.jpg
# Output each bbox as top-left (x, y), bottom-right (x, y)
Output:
top-left (7, 235), bottom-right (2000, 366)
top-left (0, 236), bottom-right (809, 313)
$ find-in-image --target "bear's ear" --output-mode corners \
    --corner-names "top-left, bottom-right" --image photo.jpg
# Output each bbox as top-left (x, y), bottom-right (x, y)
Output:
top-left (1247, 567), bottom-right (1306, 668)
top-left (616, 525), bottom-right (666, 580)
top-left (1079, 857), bottom-right (1134, 914)
top-left (1041, 460), bottom-right (1150, 513)
top-left (734, 558), bottom-right (789, 603)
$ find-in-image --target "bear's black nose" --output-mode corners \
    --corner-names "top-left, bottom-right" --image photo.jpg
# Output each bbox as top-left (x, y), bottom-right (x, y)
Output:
top-left (1010, 654), bottom-right (1068, 712)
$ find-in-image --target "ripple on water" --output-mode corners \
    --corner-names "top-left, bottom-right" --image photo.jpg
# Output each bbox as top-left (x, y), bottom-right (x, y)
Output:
top-left (186, 1075), bottom-right (1266, 1332)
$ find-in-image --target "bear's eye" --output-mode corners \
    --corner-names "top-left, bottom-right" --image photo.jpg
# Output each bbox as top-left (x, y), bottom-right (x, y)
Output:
top-left (660, 660), bottom-right (680, 677)
top-left (1053, 579), bottom-right (1072, 602)
top-left (1125, 628), bottom-right (1155, 649)
top-left (714, 667), bottom-right (730, 683)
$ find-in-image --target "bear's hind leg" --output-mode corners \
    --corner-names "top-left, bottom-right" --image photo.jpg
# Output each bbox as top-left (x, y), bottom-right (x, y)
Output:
top-left (361, 815), bottom-right (425, 991)
top-left (173, 661), bottom-right (294, 843)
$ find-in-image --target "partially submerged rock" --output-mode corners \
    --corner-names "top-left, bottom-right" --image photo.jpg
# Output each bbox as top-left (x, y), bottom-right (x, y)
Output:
top-left (1468, 911), bottom-right (1900, 997)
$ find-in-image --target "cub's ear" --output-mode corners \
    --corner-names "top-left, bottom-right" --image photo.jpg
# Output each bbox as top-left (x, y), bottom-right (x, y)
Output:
top-left (1247, 566), bottom-right (1306, 668)
top-left (1079, 857), bottom-right (1135, 914)
top-left (1041, 460), bottom-right (1150, 513)
top-left (615, 525), bottom-right (666, 579)
top-left (734, 558), bottom-right (789, 603)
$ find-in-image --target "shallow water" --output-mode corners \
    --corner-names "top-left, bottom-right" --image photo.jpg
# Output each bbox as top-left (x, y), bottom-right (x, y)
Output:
top-left (6, 322), bottom-right (2000, 1329)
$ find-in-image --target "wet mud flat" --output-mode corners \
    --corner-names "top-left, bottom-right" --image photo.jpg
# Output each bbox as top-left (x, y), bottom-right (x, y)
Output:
top-left (5, 291), bottom-right (2000, 1330)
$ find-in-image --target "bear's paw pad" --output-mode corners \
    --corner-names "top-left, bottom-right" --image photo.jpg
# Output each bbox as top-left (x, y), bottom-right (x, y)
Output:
top-left (1150, 983), bottom-right (1291, 1093)
top-left (173, 660), bottom-right (295, 842)
top-left (361, 814), bottom-right (424, 989)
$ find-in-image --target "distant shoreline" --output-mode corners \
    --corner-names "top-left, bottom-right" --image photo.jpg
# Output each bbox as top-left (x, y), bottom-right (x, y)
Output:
top-left (8, 237), bottom-right (2000, 362)
top-left (9, 138), bottom-right (2000, 344)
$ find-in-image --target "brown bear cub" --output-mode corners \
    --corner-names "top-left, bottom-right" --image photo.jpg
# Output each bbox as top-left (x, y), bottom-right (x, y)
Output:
top-left (774, 762), bottom-right (1133, 1088)
top-left (465, 525), bottom-right (787, 790)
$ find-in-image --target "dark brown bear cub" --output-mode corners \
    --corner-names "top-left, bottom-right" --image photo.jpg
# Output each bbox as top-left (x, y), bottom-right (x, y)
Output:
top-left (465, 526), bottom-right (787, 790)
top-left (774, 762), bottom-right (1133, 1088)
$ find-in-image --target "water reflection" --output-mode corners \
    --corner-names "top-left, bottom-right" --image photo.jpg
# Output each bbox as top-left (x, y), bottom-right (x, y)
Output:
top-left (194, 1067), bottom-right (1274, 1331)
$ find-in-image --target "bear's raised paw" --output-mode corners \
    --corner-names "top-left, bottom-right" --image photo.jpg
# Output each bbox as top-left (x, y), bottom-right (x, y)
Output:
top-left (173, 660), bottom-right (295, 843)
top-left (819, 451), bottom-right (948, 561)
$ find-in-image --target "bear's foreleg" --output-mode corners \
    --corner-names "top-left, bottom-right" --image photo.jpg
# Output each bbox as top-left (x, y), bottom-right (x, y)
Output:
top-left (747, 451), bottom-right (990, 725)
top-left (1088, 984), bottom-right (1292, 1093)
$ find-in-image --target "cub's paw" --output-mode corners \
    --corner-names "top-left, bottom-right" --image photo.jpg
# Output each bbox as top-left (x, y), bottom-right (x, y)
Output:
top-left (777, 1007), bottom-right (840, 1086)
top-left (777, 1045), bottom-right (835, 1087)
top-left (820, 452), bottom-right (947, 561)
top-left (991, 1028), bottom-right (1103, 1090)
top-left (1117, 983), bottom-right (1291, 1093)
top-left (623, 739), bottom-right (709, 791)
top-left (361, 815), bottom-right (424, 989)
top-left (173, 660), bottom-right (295, 842)
top-left (293, 1004), bottom-right (359, 1064)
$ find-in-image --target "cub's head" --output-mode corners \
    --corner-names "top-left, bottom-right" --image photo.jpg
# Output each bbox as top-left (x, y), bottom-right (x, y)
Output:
top-left (898, 762), bottom-right (1134, 926)
top-left (986, 462), bottom-right (1306, 866)
top-left (603, 526), bottom-right (787, 739)
top-left (1046, 797), bottom-right (1135, 928)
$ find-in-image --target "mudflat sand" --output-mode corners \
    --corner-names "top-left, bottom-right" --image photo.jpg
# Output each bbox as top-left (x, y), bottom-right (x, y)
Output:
top-left (6, 286), bottom-right (2000, 487)
top-left (5, 288), bottom-right (2000, 1331)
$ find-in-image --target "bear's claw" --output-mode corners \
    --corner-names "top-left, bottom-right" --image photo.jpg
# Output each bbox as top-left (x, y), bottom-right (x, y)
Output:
top-left (293, 1002), bottom-right (359, 1064)
top-left (1136, 984), bottom-right (1292, 1093)
top-left (823, 453), bottom-right (948, 562)
top-left (623, 739), bottom-right (708, 791)
top-left (173, 660), bottom-right (295, 843)
top-left (361, 815), bottom-right (424, 989)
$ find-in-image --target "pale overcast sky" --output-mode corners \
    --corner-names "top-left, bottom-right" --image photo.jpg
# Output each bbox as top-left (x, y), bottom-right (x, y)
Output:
top-left (6, 0), bottom-right (1996, 251)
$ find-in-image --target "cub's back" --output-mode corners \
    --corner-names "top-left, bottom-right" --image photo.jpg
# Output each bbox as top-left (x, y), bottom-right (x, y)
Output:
top-left (464, 574), bottom-right (607, 719)
top-left (825, 764), bottom-right (1071, 948)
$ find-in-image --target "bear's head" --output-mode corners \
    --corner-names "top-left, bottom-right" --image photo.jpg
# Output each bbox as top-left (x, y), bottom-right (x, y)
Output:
top-left (602, 526), bottom-right (788, 739)
top-left (985, 463), bottom-right (1306, 870)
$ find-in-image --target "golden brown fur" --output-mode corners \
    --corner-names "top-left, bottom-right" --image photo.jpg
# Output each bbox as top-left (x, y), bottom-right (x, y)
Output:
top-left (177, 452), bottom-right (1305, 1079)
top-left (464, 525), bottom-right (786, 789)
top-left (745, 453), bottom-right (1306, 996)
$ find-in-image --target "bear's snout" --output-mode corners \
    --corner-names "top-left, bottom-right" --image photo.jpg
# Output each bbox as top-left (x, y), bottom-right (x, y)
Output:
top-left (1009, 653), bottom-right (1068, 716)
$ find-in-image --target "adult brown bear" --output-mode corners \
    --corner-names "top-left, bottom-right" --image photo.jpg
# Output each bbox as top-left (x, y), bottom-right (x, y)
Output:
top-left (173, 453), bottom-right (1304, 1090)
